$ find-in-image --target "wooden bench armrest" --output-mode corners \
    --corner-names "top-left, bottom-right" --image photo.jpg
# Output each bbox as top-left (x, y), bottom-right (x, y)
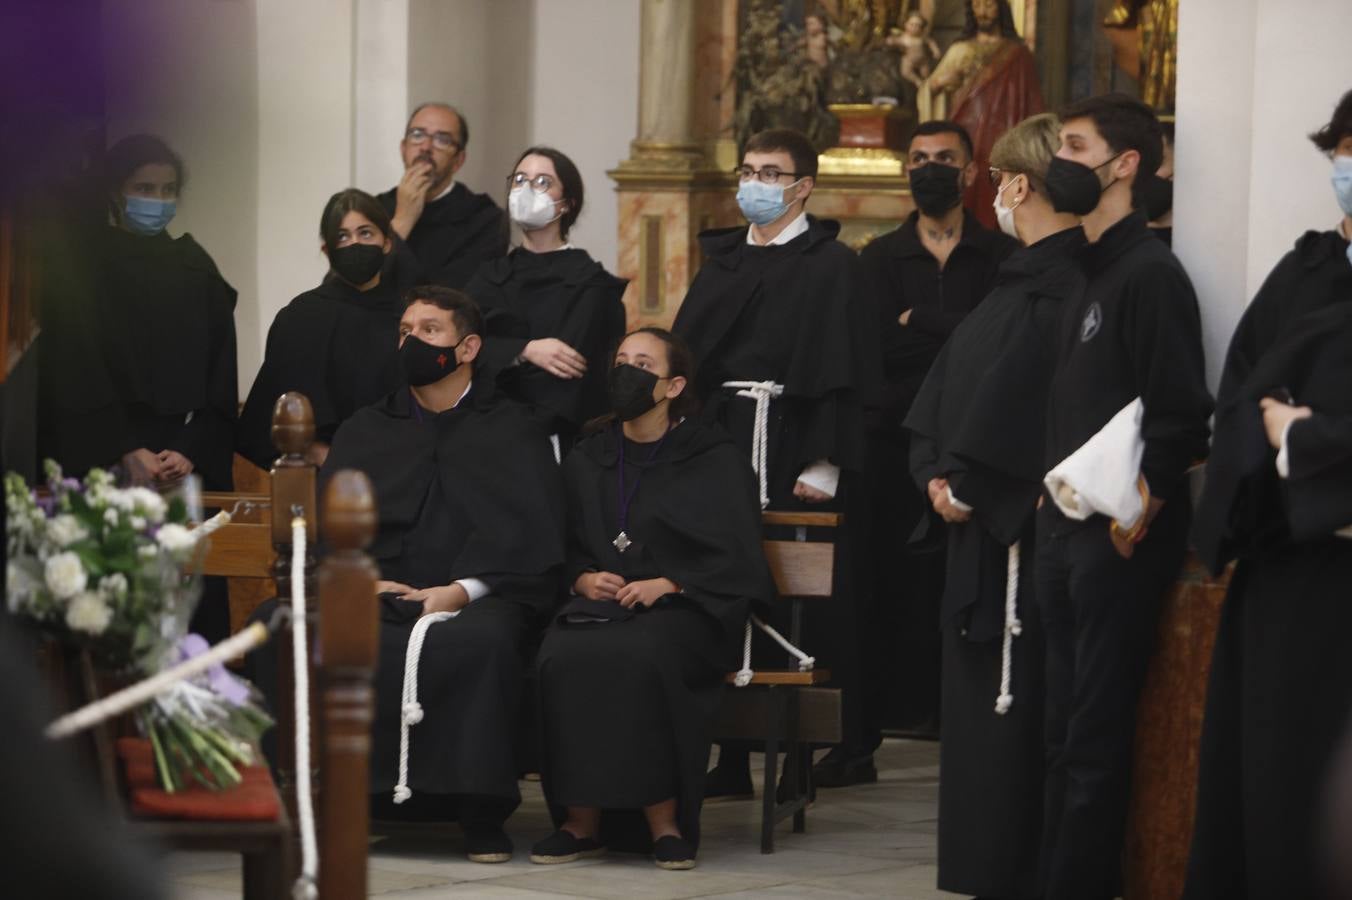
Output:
top-left (203, 491), bottom-right (271, 511)
top-left (723, 669), bottom-right (832, 686)
top-left (760, 511), bottom-right (842, 528)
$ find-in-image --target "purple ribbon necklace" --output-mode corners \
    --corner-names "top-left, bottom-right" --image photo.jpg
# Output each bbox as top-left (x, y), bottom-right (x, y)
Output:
top-left (613, 425), bottom-right (670, 553)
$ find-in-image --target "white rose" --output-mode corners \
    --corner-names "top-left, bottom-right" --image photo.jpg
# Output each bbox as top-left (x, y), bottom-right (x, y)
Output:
top-left (46, 514), bottom-right (89, 548)
top-left (44, 552), bottom-right (87, 600)
top-left (104, 508), bottom-right (120, 526)
top-left (98, 573), bottom-right (129, 599)
top-left (65, 590), bottom-right (112, 635)
top-left (129, 516), bottom-right (147, 531)
top-left (126, 487), bottom-right (167, 523)
top-left (103, 489), bottom-right (135, 512)
top-left (155, 523), bottom-right (198, 554)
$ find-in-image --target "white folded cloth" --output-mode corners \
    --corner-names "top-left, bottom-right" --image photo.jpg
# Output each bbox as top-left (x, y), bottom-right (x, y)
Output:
top-left (1044, 397), bottom-right (1146, 529)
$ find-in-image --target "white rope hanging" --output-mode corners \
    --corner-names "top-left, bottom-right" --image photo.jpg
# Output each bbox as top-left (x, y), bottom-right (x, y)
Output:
top-left (288, 516), bottom-right (318, 900)
top-left (393, 610), bottom-right (456, 804)
top-left (994, 541), bottom-right (1022, 715)
top-left (722, 380), bottom-right (784, 509)
top-left (732, 613), bottom-right (815, 687)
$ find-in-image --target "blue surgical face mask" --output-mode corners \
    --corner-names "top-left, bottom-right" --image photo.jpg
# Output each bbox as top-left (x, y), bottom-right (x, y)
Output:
top-left (736, 178), bottom-right (802, 227)
top-left (1333, 155), bottom-right (1352, 217)
top-left (122, 195), bottom-right (177, 235)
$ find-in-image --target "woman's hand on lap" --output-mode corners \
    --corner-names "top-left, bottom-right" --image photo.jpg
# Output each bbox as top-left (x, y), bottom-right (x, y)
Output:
top-left (615, 577), bottom-right (678, 609)
top-left (575, 571), bottom-right (626, 600)
top-left (406, 584), bottom-right (470, 616)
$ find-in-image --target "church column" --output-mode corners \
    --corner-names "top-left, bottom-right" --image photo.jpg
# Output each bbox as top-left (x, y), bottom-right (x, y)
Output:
top-left (627, 0), bottom-right (702, 170)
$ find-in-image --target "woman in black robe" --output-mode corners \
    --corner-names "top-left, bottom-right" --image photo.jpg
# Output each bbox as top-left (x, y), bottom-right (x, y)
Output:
top-left (237, 188), bottom-right (403, 468)
top-left (530, 328), bottom-right (775, 870)
top-left (903, 113), bottom-right (1085, 900)
top-left (465, 146), bottom-right (627, 449)
top-left (37, 134), bottom-right (237, 640)
top-left (1185, 94), bottom-right (1352, 900)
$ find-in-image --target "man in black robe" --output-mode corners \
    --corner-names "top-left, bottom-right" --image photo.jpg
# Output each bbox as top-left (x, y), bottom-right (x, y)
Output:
top-left (672, 128), bottom-right (879, 797)
top-left (1185, 92), bottom-right (1352, 900)
top-left (1035, 95), bottom-right (1212, 900)
top-left (376, 103), bottom-right (508, 290)
top-left (322, 286), bottom-right (565, 862)
top-left (858, 119), bottom-right (1018, 752)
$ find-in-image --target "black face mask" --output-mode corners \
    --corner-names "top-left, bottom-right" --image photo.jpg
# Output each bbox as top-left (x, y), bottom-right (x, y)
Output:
top-left (330, 242), bottom-right (386, 287)
top-left (908, 163), bottom-right (964, 216)
top-left (1045, 154), bottom-right (1120, 216)
top-left (399, 334), bottom-right (463, 386)
top-left (608, 364), bottom-right (662, 422)
top-left (1138, 173), bottom-right (1174, 220)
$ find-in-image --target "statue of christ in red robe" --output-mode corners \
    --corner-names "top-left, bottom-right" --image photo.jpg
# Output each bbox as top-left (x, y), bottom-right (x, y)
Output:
top-left (917, 0), bottom-right (1045, 228)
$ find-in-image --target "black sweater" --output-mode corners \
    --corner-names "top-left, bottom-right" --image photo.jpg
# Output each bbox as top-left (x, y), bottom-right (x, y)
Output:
top-left (1044, 212), bottom-right (1212, 514)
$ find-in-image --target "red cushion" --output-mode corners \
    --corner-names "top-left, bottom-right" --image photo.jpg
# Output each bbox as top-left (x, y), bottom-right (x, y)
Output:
top-left (117, 737), bottom-right (281, 821)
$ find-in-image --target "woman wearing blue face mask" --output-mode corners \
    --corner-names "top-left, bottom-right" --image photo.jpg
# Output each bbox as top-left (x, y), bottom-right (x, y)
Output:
top-left (37, 133), bottom-right (238, 640)
top-left (463, 146), bottom-right (627, 453)
top-left (1186, 88), bottom-right (1352, 900)
top-left (237, 188), bottom-right (403, 470)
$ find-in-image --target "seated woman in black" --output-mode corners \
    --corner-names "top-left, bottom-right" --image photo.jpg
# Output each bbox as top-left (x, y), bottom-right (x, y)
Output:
top-left (465, 146), bottom-right (627, 451)
top-left (530, 328), bottom-right (776, 870)
top-left (237, 188), bottom-right (404, 469)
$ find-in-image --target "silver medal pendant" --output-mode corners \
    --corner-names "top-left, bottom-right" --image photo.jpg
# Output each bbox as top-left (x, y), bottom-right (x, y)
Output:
top-left (612, 531), bottom-right (632, 553)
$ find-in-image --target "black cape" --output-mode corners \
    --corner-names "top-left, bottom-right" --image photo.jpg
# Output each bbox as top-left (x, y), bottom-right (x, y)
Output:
top-left (38, 225), bottom-right (238, 488)
top-left (465, 247), bottom-right (627, 437)
top-left (322, 381), bottom-right (565, 804)
top-left (903, 226), bottom-right (1084, 898)
top-left (377, 182), bottom-right (509, 290)
top-left (672, 216), bottom-right (877, 503)
top-left (1184, 301), bottom-right (1352, 900)
top-left (237, 275), bottom-right (403, 468)
top-left (538, 418), bottom-right (776, 850)
top-left (1193, 228), bottom-right (1352, 572)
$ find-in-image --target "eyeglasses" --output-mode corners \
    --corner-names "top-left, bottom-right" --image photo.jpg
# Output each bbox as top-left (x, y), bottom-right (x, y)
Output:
top-left (733, 165), bottom-right (801, 184)
top-left (405, 127), bottom-right (461, 151)
top-left (508, 172), bottom-right (555, 193)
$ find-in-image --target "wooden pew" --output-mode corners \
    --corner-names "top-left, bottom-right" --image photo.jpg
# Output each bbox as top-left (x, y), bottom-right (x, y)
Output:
top-left (712, 510), bottom-right (843, 854)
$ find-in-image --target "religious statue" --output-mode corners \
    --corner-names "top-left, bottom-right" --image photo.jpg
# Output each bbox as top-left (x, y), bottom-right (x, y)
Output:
top-left (732, 0), bottom-right (840, 151)
top-left (885, 12), bottom-right (943, 89)
top-left (916, 0), bottom-right (1044, 227)
top-left (1103, 0), bottom-right (1179, 112)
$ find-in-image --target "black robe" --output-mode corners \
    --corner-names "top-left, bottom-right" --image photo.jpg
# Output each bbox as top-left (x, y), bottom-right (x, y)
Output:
top-left (236, 275), bottom-right (403, 468)
top-left (464, 247), bottom-right (627, 441)
top-left (1185, 299), bottom-right (1352, 900)
top-left (322, 381), bottom-right (565, 810)
top-left (904, 226), bottom-right (1086, 898)
top-left (377, 182), bottom-right (508, 290)
top-left (538, 419), bottom-right (775, 851)
top-left (37, 226), bottom-right (238, 489)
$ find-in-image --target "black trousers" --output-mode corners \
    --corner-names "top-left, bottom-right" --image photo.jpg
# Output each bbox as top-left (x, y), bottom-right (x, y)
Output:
top-left (1034, 499), bottom-right (1189, 900)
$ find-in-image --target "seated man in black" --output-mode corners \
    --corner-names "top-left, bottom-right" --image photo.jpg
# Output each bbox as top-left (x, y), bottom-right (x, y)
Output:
top-left (323, 286), bottom-right (565, 862)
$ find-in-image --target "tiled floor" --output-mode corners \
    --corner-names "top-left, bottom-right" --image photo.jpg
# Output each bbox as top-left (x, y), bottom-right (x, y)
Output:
top-left (165, 738), bottom-right (945, 899)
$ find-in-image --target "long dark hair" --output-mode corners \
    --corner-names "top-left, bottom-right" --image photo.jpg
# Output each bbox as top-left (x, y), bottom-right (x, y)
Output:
top-left (319, 188), bottom-right (393, 251)
top-left (959, 0), bottom-right (1020, 40)
top-left (584, 326), bottom-right (701, 434)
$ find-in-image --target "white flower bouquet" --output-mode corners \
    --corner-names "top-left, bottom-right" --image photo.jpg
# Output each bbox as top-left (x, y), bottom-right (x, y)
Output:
top-left (6, 462), bottom-right (271, 792)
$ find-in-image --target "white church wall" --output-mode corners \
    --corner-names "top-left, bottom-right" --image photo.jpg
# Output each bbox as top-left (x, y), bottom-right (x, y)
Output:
top-left (1175, 0), bottom-right (1352, 389)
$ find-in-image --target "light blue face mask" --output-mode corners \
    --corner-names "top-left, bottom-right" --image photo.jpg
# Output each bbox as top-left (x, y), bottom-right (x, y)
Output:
top-left (736, 178), bottom-right (802, 227)
top-left (122, 195), bottom-right (177, 235)
top-left (1338, 157), bottom-right (1352, 267)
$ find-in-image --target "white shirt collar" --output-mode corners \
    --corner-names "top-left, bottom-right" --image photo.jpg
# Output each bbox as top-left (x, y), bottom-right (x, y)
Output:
top-left (747, 211), bottom-right (809, 246)
top-left (452, 379), bottom-right (472, 408)
top-left (429, 178), bottom-right (457, 203)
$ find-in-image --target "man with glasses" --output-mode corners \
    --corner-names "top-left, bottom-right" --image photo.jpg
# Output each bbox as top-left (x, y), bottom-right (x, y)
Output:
top-left (854, 120), bottom-right (1017, 770)
top-left (673, 128), bottom-right (879, 800)
top-left (377, 102), bottom-right (508, 289)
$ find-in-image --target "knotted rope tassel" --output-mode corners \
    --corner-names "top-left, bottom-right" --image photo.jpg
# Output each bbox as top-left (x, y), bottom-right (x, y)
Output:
top-left (393, 610), bottom-right (456, 804)
top-left (732, 614), bottom-right (816, 687)
top-left (722, 381), bottom-right (785, 509)
top-left (289, 517), bottom-right (318, 900)
top-left (995, 541), bottom-right (1022, 715)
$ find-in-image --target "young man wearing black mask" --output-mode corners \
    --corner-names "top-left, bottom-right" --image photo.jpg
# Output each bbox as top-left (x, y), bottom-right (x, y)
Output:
top-left (321, 286), bottom-right (566, 863)
top-left (1035, 94), bottom-right (1212, 900)
top-left (855, 120), bottom-right (1018, 760)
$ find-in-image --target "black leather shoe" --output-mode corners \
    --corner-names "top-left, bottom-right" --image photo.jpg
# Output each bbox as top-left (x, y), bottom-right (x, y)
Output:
top-left (529, 829), bottom-right (606, 864)
top-left (812, 752), bottom-right (878, 788)
top-left (464, 824), bottom-right (513, 863)
top-left (652, 834), bottom-right (696, 870)
top-left (703, 762), bottom-right (754, 801)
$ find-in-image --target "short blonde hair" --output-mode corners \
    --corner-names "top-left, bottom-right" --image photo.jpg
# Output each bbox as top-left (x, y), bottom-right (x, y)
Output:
top-left (989, 113), bottom-right (1061, 193)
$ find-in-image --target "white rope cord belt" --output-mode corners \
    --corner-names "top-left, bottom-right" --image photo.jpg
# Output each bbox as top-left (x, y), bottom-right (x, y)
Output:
top-left (732, 613), bottom-right (816, 687)
top-left (393, 609), bottom-right (457, 804)
top-left (995, 541), bottom-right (1022, 715)
top-left (722, 380), bottom-right (785, 509)
top-left (289, 516), bottom-right (319, 900)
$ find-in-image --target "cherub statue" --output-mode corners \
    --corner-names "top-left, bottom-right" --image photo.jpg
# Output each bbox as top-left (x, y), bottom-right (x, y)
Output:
top-left (885, 12), bottom-right (942, 88)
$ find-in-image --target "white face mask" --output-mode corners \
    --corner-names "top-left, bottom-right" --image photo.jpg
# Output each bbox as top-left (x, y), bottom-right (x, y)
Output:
top-left (509, 186), bottom-right (562, 231)
top-left (992, 176), bottom-right (1022, 240)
